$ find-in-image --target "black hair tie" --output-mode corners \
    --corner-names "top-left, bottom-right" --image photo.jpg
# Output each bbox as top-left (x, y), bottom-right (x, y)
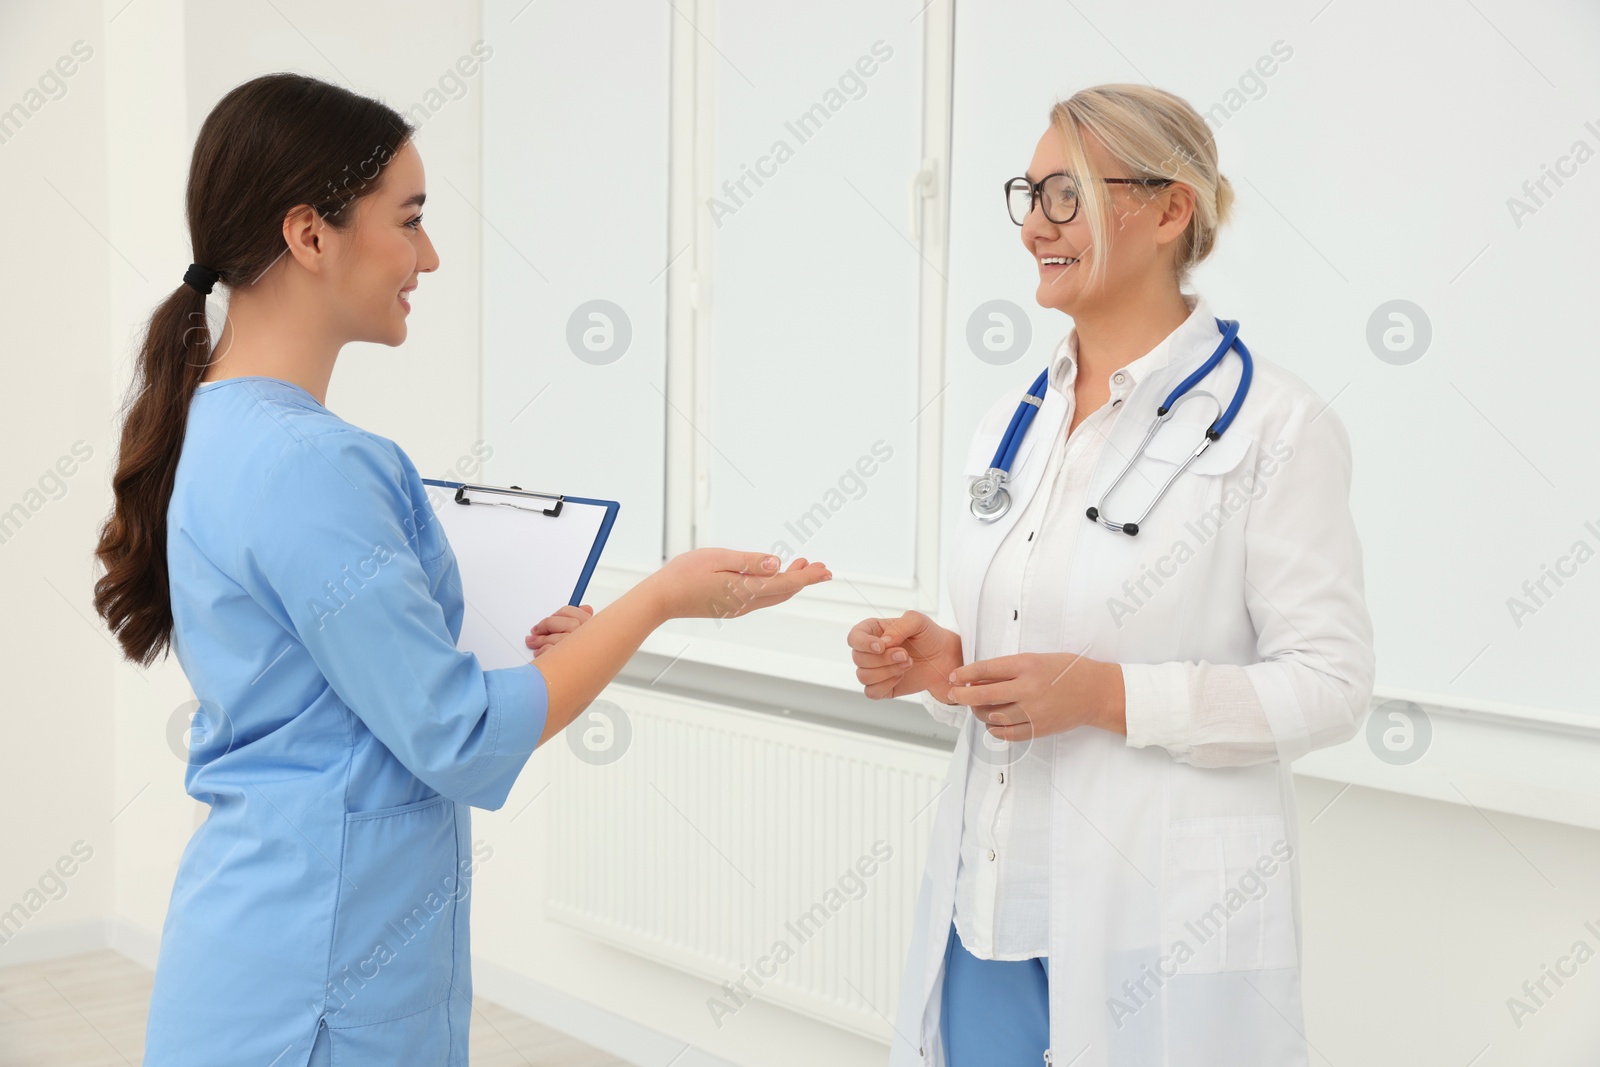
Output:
top-left (183, 263), bottom-right (221, 295)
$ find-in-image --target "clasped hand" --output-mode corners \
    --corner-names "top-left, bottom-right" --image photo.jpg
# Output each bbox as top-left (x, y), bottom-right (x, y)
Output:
top-left (845, 611), bottom-right (1124, 741)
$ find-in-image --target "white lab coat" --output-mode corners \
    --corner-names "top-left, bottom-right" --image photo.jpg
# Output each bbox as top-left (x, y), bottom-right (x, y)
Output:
top-left (889, 296), bottom-right (1375, 1067)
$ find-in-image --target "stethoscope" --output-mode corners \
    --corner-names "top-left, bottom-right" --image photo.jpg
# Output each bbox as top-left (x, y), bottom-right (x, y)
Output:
top-left (969, 317), bottom-right (1253, 535)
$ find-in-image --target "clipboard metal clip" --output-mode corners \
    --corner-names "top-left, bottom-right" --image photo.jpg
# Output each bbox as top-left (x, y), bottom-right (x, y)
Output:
top-left (453, 482), bottom-right (564, 517)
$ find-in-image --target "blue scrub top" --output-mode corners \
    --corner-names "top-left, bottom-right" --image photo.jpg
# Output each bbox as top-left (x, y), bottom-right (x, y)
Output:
top-left (144, 376), bottom-right (549, 1066)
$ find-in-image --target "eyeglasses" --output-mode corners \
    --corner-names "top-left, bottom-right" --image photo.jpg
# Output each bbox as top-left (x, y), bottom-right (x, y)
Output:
top-left (1004, 173), bottom-right (1175, 226)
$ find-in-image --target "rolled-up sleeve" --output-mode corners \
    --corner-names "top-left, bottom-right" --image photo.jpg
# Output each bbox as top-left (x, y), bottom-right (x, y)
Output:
top-left (1122, 395), bottom-right (1375, 767)
top-left (235, 429), bottom-right (548, 809)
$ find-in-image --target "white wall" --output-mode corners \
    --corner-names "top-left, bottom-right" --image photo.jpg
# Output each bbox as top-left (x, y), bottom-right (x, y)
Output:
top-left (1297, 777), bottom-right (1600, 1065)
top-left (0, 0), bottom-right (116, 961)
top-left (2, 3), bottom-right (1598, 1067)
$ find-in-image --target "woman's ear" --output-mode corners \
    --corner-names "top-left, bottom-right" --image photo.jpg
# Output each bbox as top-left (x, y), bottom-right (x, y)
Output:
top-left (281, 203), bottom-right (327, 275)
top-left (1155, 183), bottom-right (1197, 246)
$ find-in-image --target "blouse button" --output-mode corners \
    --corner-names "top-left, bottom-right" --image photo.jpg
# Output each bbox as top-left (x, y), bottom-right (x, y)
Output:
top-left (1113, 372), bottom-right (1126, 384)
top-left (987, 849), bottom-right (997, 861)
top-left (997, 772), bottom-right (1005, 784)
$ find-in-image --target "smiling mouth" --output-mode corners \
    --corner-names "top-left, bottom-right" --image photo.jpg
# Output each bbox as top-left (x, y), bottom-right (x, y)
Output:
top-left (1039, 256), bottom-right (1079, 268)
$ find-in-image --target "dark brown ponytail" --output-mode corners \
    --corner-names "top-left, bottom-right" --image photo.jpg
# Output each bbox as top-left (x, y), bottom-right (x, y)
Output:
top-left (93, 74), bottom-right (414, 665)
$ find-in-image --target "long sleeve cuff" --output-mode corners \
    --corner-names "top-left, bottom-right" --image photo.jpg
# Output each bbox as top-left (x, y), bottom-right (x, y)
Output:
top-left (920, 689), bottom-right (967, 729)
top-left (1121, 662), bottom-right (1192, 756)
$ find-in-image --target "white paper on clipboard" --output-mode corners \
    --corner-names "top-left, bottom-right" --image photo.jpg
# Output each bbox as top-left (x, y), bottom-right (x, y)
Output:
top-left (422, 480), bottom-right (617, 670)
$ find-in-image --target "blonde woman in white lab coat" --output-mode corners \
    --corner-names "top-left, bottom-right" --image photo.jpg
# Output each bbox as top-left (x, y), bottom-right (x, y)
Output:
top-left (848, 84), bottom-right (1375, 1067)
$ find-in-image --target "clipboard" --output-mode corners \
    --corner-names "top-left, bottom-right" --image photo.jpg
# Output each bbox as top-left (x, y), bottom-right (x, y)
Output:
top-left (422, 478), bottom-right (620, 670)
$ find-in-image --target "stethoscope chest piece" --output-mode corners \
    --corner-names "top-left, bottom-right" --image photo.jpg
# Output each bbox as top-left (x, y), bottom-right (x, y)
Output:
top-left (969, 468), bottom-right (1012, 522)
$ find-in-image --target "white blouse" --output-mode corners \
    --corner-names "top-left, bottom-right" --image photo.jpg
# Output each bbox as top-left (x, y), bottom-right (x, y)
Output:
top-left (939, 319), bottom-right (1277, 961)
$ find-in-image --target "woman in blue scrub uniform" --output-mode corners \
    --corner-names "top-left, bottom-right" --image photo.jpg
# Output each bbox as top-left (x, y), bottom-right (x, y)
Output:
top-left (90, 73), bottom-right (830, 1067)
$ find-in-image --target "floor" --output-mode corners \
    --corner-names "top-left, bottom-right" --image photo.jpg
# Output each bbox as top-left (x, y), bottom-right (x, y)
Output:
top-left (0, 950), bottom-right (630, 1066)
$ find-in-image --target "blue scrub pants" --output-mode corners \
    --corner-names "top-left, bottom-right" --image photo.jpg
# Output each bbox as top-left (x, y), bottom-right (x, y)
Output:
top-left (940, 921), bottom-right (1051, 1066)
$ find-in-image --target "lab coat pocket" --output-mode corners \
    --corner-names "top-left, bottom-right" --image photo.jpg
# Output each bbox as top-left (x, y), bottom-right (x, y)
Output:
top-left (326, 794), bottom-right (459, 1027)
top-left (1161, 814), bottom-right (1296, 974)
top-left (1139, 419), bottom-right (1254, 476)
top-left (1111, 422), bottom-right (1255, 542)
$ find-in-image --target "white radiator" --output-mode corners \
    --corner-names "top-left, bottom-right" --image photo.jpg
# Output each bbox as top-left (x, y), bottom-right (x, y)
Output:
top-left (546, 682), bottom-right (952, 1041)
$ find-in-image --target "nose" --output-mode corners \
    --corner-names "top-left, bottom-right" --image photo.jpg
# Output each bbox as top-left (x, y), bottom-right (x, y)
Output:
top-left (1021, 192), bottom-right (1058, 247)
top-left (418, 226), bottom-right (440, 273)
